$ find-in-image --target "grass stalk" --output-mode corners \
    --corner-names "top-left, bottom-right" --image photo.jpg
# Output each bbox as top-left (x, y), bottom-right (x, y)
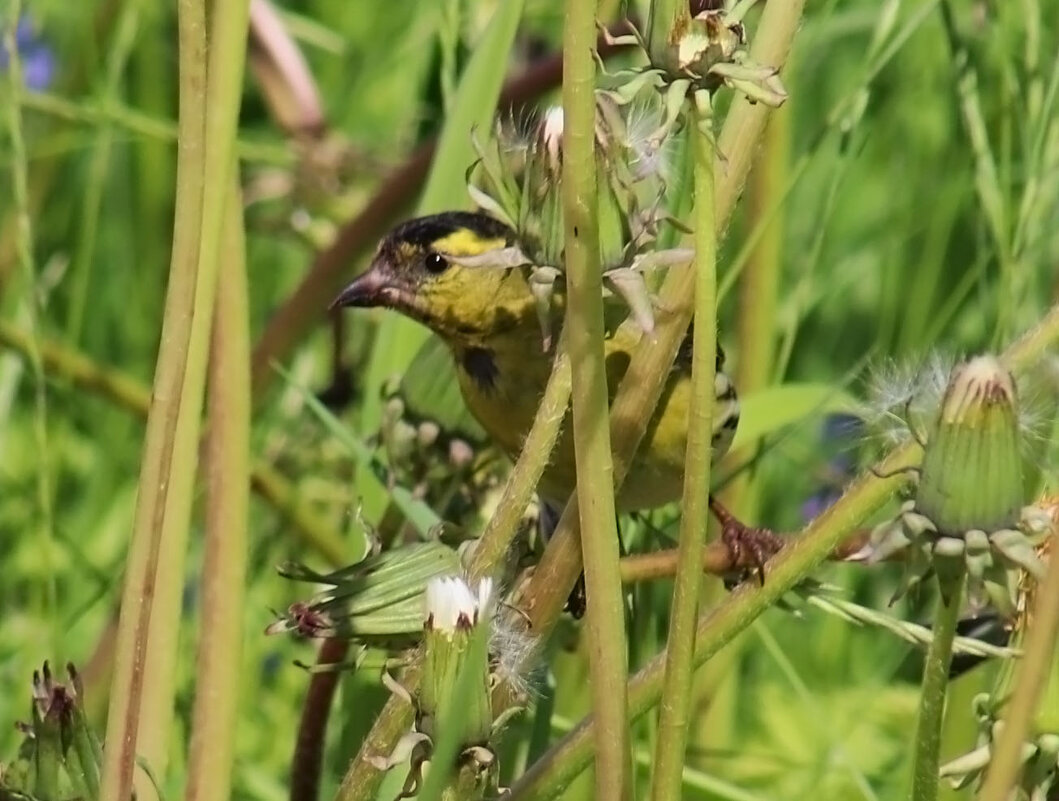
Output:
top-left (649, 104), bottom-right (718, 801)
top-left (560, 0), bottom-right (632, 796)
top-left (66, 0), bottom-right (145, 345)
top-left (185, 182), bottom-right (250, 801)
top-left (98, 0), bottom-right (250, 795)
top-left (910, 574), bottom-right (966, 801)
top-left (96, 0), bottom-right (208, 794)
top-left (505, 300), bottom-right (1059, 799)
top-left (977, 524), bottom-right (1059, 801)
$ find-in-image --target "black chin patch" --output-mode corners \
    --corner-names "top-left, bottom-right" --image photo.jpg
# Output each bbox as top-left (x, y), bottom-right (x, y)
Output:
top-left (460, 346), bottom-right (499, 392)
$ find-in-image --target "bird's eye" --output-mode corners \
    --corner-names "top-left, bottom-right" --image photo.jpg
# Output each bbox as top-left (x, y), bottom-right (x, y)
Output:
top-left (425, 252), bottom-right (449, 274)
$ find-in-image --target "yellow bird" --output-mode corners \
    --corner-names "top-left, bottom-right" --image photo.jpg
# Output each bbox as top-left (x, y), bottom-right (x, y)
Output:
top-left (334, 211), bottom-right (769, 562)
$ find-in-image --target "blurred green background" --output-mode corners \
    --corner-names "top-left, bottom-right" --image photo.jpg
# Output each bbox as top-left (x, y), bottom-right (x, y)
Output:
top-left (1, 1), bottom-right (1057, 799)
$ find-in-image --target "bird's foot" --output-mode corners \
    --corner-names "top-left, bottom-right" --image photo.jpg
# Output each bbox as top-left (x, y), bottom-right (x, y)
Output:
top-left (709, 497), bottom-right (785, 587)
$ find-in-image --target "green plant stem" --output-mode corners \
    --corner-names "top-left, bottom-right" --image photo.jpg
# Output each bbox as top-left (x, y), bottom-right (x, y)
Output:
top-left (66, 0), bottom-right (145, 344)
top-left (0, 319), bottom-right (347, 566)
top-left (97, 0), bottom-right (208, 795)
top-left (98, 0), bottom-right (250, 796)
top-left (469, 340), bottom-right (571, 576)
top-left (16, 88), bottom-right (292, 166)
top-left (561, 0), bottom-right (632, 797)
top-left (649, 105), bottom-right (718, 801)
top-left (978, 525), bottom-right (1059, 801)
top-left (185, 183), bottom-right (250, 801)
top-left (911, 572), bottom-right (966, 801)
top-left (506, 301), bottom-right (1059, 800)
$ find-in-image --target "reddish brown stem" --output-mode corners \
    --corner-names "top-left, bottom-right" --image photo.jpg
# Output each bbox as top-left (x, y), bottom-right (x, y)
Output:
top-left (618, 529), bottom-right (874, 584)
top-left (290, 637), bottom-right (351, 801)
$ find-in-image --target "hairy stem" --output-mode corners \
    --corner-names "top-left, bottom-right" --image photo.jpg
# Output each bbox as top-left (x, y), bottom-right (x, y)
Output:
top-left (910, 573), bottom-right (965, 801)
top-left (561, 0), bottom-right (632, 796)
top-left (649, 103), bottom-right (718, 801)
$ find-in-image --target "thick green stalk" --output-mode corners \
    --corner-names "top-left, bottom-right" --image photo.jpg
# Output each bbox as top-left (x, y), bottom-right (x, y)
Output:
top-left (185, 183), bottom-right (250, 801)
top-left (469, 341), bottom-right (571, 577)
top-left (561, 0), bottom-right (632, 797)
top-left (98, 0), bottom-right (250, 796)
top-left (910, 574), bottom-right (966, 801)
top-left (978, 526), bottom-right (1059, 801)
top-left (0, 319), bottom-right (347, 567)
top-left (506, 301), bottom-right (1059, 800)
top-left (649, 109), bottom-right (718, 801)
top-left (97, 0), bottom-right (208, 795)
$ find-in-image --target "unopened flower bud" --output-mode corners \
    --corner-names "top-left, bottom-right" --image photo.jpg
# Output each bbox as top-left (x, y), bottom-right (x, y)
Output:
top-left (916, 355), bottom-right (1023, 535)
top-left (421, 577), bottom-right (494, 748)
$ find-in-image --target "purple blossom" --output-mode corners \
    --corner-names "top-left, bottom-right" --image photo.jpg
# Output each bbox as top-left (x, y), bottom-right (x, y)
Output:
top-left (801, 413), bottom-right (864, 522)
top-left (1, 17), bottom-right (55, 92)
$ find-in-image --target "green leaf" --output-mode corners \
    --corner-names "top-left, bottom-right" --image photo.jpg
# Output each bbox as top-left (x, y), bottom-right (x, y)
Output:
top-left (418, 0), bottom-right (525, 214)
top-left (398, 337), bottom-right (487, 445)
top-left (730, 383), bottom-right (858, 451)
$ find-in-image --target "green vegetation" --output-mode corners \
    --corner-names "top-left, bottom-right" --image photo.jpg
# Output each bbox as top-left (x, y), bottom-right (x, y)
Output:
top-left (1, 1), bottom-right (1057, 800)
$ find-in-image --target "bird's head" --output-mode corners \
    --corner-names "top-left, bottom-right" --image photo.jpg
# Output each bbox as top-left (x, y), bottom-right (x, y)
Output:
top-left (332, 211), bottom-right (538, 345)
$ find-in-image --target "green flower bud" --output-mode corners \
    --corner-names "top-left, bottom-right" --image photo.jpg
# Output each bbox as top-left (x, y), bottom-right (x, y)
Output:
top-left (269, 541), bottom-right (463, 641)
top-left (916, 355), bottom-right (1024, 536)
top-left (421, 576), bottom-right (495, 749)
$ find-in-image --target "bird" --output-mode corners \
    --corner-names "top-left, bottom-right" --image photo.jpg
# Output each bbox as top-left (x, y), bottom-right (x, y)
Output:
top-left (332, 210), bottom-right (775, 568)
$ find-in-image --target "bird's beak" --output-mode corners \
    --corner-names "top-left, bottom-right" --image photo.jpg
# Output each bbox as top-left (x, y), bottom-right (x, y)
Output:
top-left (330, 259), bottom-right (398, 311)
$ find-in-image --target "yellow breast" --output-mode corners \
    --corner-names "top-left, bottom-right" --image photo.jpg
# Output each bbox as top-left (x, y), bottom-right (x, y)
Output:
top-left (450, 323), bottom-right (738, 511)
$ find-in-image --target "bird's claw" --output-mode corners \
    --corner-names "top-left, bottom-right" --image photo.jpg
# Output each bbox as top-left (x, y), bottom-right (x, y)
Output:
top-left (710, 497), bottom-right (784, 587)
top-left (720, 521), bottom-right (783, 587)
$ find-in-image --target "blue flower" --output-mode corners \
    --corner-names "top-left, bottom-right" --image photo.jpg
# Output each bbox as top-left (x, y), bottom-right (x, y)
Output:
top-left (801, 413), bottom-right (863, 522)
top-left (1, 18), bottom-right (55, 92)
